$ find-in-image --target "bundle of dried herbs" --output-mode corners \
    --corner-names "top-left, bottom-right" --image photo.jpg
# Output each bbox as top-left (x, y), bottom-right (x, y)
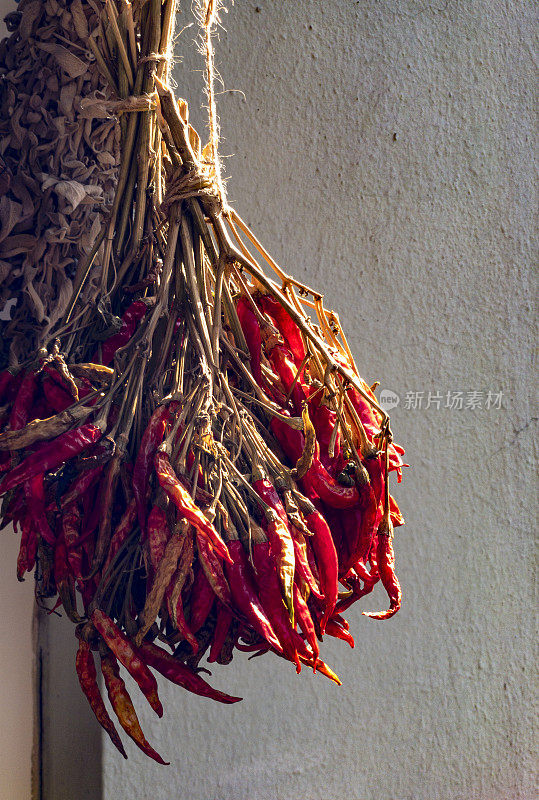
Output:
top-left (0, 0), bottom-right (407, 763)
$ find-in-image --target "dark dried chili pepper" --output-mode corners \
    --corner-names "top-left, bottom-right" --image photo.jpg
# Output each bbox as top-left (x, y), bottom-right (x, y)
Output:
top-left (100, 650), bottom-right (168, 765)
top-left (140, 641), bottom-right (242, 704)
top-left (154, 450), bottom-right (231, 563)
top-left (0, 423), bottom-right (103, 496)
top-left (207, 603), bottom-right (233, 664)
top-left (94, 299), bottom-right (148, 366)
top-left (16, 515), bottom-right (37, 581)
top-left (91, 608), bottom-right (163, 718)
top-left (102, 498), bottom-right (137, 576)
top-left (9, 370), bottom-right (37, 431)
top-left (133, 404), bottom-right (171, 532)
top-left (60, 465), bottom-right (103, 510)
top-left (195, 529), bottom-right (232, 607)
top-left (23, 474), bottom-right (55, 546)
top-left (75, 639), bottom-right (127, 758)
top-left (189, 565), bottom-right (215, 634)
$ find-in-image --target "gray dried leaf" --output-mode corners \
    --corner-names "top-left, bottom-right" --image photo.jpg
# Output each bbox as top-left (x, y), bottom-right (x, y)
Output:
top-left (36, 42), bottom-right (88, 79)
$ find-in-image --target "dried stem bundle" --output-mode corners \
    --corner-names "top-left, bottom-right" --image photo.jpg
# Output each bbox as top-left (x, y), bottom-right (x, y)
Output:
top-left (0, 0), bottom-right (407, 763)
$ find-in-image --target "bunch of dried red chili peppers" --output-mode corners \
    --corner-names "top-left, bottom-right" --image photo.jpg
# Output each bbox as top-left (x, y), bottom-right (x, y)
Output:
top-left (0, 0), bottom-right (407, 763)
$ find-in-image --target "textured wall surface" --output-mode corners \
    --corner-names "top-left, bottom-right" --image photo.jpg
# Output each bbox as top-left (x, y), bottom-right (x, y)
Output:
top-left (39, 1), bottom-right (536, 799)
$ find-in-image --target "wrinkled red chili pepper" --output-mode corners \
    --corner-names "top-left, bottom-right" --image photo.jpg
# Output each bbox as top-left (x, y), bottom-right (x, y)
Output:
top-left (61, 502), bottom-right (83, 580)
top-left (91, 608), bottom-right (163, 717)
top-left (145, 505), bottom-right (170, 581)
top-left (60, 465), bottom-right (103, 510)
top-left (41, 374), bottom-right (73, 413)
top-left (75, 639), bottom-right (127, 758)
top-left (188, 566), bottom-right (213, 631)
top-left (304, 457), bottom-right (360, 509)
top-left (133, 404), bottom-right (171, 532)
top-left (363, 512), bottom-right (401, 620)
top-left (290, 526), bottom-right (324, 601)
top-left (293, 583), bottom-right (319, 669)
top-left (252, 539), bottom-right (310, 673)
top-left (339, 472), bottom-right (378, 576)
top-left (0, 423), bottom-right (103, 496)
top-left (325, 617), bottom-right (355, 648)
top-left (54, 532), bottom-right (80, 622)
top-left (256, 293), bottom-right (306, 367)
top-left (303, 505), bottom-right (338, 634)
top-left (94, 300), bottom-right (148, 366)
top-left (23, 474), bottom-right (55, 546)
top-left (140, 641), bottom-right (242, 704)
top-left (168, 584), bottom-right (198, 654)
top-left (207, 603), bottom-right (233, 664)
top-left (235, 295), bottom-right (264, 385)
top-left (100, 650), bottom-right (168, 765)
top-left (102, 498), bottom-right (137, 576)
top-left (16, 514), bottom-right (37, 581)
top-left (266, 343), bottom-right (306, 414)
top-left (224, 538), bottom-right (283, 654)
top-left (9, 370), bottom-right (37, 431)
top-left (154, 450), bottom-right (231, 563)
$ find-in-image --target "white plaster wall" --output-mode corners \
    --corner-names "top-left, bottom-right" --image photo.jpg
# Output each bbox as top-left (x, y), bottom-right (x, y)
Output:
top-left (20, 0), bottom-right (537, 798)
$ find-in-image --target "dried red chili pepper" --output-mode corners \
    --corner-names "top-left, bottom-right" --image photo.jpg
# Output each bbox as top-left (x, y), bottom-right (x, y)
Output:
top-left (256, 293), bottom-right (306, 367)
top-left (90, 453), bottom-right (122, 574)
top-left (252, 539), bottom-right (309, 673)
top-left (23, 474), bottom-right (55, 546)
top-left (54, 533), bottom-right (81, 622)
top-left (363, 511), bottom-right (401, 620)
top-left (16, 515), bottom-right (37, 581)
top-left (207, 603), bottom-right (233, 664)
top-left (0, 423), bottom-right (103, 496)
top-left (61, 502), bottom-right (83, 580)
top-left (9, 370), bottom-right (37, 431)
top-left (94, 300), bottom-right (148, 366)
top-left (325, 617), bottom-right (355, 648)
top-left (252, 474), bottom-right (295, 618)
top-left (236, 295), bottom-right (264, 385)
top-left (301, 504), bottom-right (338, 633)
top-left (304, 457), bottom-right (360, 509)
top-left (145, 505), bottom-right (170, 579)
top-left (224, 538), bottom-right (283, 654)
top-left (189, 562), bottom-right (217, 633)
top-left (167, 582), bottom-right (198, 654)
top-left (195, 530), bottom-right (232, 607)
top-left (41, 374), bottom-right (73, 413)
top-left (75, 639), bottom-right (127, 759)
top-left (290, 525), bottom-right (324, 601)
top-left (133, 404), bottom-right (171, 532)
top-left (100, 650), bottom-right (168, 765)
top-left (91, 608), bottom-right (163, 718)
top-left (154, 450), bottom-right (231, 563)
top-left (293, 583), bottom-right (319, 668)
top-left (102, 498), bottom-right (137, 576)
top-left (60, 465), bottom-right (103, 510)
top-left (339, 468), bottom-right (378, 576)
top-left (266, 342), bottom-right (307, 414)
top-left (140, 641), bottom-right (242, 704)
